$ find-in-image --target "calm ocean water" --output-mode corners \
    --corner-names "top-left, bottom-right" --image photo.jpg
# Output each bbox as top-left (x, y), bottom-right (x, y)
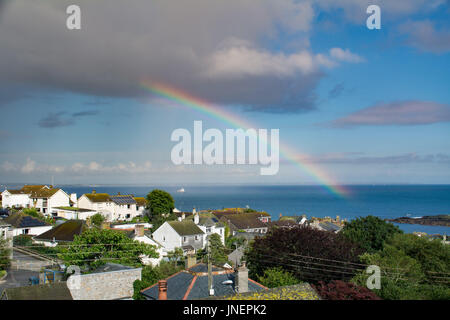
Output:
top-left (13, 184), bottom-right (450, 235)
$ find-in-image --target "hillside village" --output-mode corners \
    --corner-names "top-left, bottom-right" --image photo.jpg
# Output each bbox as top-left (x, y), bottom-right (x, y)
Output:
top-left (0, 185), bottom-right (448, 301)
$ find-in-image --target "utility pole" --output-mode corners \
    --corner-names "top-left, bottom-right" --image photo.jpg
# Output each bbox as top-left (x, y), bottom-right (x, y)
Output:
top-left (207, 236), bottom-right (214, 296)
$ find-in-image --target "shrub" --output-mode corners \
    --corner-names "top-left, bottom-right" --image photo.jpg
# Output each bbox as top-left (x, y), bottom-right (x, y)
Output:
top-left (256, 267), bottom-right (301, 288)
top-left (341, 215), bottom-right (402, 253)
top-left (312, 280), bottom-right (381, 300)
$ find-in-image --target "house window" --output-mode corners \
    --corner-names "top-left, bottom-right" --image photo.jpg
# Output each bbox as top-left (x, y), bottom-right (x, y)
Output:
top-left (219, 229), bottom-right (222, 234)
top-left (136, 206), bottom-right (139, 211)
top-left (195, 235), bottom-right (198, 240)
top-left (206, 227), bottom-right (211, 233)
top-left (183, 237), bottom-right (187, 242)
top-left (163, 236), bottom-right (166, 242)
top-left (126, 214), bottom-right (130, 219)
top-left (127, 204), bottom-right (131, 209)
top-left (22, 229), bottom-right (29, 235)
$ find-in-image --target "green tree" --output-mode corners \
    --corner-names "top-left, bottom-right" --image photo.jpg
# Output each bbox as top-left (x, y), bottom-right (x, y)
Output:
top-left (166, 247), bottom-right (184, 266)
top-left (0, 238), bottom-right (11, 271)
top-left (132, 260), bottom-right (184, 299)
top-left (341, 215), bottom-right (402, 253)
top-left (208, 233), bottom-right (229, 266)
top-left (256, 267), bottom-right (300, 288)
top-left (352, 233), bottom-right (450, 300)
top-left (146, 189), bottom-right (176, 230)
top-left (58, 228), bottom-right (158, 270)
top-left (90, 213), bottom-right (105, 227)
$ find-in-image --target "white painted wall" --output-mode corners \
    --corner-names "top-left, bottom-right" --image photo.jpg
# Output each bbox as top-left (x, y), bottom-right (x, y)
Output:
top-left (152, 222), bottom-right (181, 251)
top-left (1, 191), bottom-right (30, 208)
top-left (11, 225), bottom-right (53, 237)
top-left (198, 225), bottom-right (225, 245)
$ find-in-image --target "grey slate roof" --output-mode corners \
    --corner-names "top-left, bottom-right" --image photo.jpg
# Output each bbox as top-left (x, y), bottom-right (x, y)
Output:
top-left (319, 221), bottom-right (342, 232)
top-left (4, 212), bottom-right (50, 228)
top-left (141, 263), bottom-right (266, 300)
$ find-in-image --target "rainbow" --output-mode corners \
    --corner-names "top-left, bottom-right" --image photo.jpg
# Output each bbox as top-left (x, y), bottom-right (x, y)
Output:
top-left (140, 80), bottom-right (350, 197)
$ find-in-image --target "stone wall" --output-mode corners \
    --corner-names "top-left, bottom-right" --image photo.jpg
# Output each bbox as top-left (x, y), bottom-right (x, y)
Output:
top-left (68, 268), bottom-right (141, 300)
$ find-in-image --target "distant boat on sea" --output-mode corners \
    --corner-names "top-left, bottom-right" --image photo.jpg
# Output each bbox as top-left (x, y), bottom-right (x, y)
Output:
top-left (177, 188), bottom-right (185, 193)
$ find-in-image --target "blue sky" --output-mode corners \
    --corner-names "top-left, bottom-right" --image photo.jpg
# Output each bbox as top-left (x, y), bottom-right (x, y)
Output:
top-left (0, 0), bottom-right (449, 185)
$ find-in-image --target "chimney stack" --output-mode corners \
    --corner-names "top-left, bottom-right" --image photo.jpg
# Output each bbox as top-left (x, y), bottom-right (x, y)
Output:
top-left (185, 254), bottom-right (197, 269)
top-left (92, 190), bottom-right (96, 194)
top-left (235, 261), bottom-right (248, 294)
top-left (158, 280), bottom-right (167, 300)
top-left (135, 224), bottom-right (145, 237)
top-left (117, 192), bottom-right (121, 195)
top-left (182, 213), bottom-right (185, 220)
top-left (279, 213), bottom-right (282, 219)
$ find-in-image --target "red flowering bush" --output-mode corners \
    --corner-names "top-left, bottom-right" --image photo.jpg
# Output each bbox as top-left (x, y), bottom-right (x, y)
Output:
top-left (312, 280), bottom-right (381, 300)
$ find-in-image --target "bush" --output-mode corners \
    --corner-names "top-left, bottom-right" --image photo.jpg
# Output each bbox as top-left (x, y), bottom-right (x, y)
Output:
top-left (0, 238), bottom-right (11, 271)
top-left (256, 267), bottom-right (301, 288)
top-left (352, 233), bottom-right (450, 300)
top-left (312, 280), bottom-right (381, 300)
top-left (246, 225), bottom-right (364, 283)
top-left (13, 235), bottom-right (33, 247)
top-left (341, 215), bottom-right (402, 253)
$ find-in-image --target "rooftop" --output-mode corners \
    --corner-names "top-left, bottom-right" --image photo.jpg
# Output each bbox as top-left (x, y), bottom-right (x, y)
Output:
top-left (168, 220), bottom-right (204, 236)
top-left (84, 193), bottom-right (111, 203)
top-left (109, 195), bottom-right (137, 205)
top-left (34, 220), bottom-right (87, 242)
top-left (3, 211), bottom-right (50, 228)
top-left (141, 263), bottom-right (266, 300)
top-left (220, 213), bottom-right (268, 230)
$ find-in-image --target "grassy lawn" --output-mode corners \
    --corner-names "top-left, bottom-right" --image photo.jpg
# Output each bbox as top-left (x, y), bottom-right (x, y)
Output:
top-left (0, 270), bottom-right (6, 278)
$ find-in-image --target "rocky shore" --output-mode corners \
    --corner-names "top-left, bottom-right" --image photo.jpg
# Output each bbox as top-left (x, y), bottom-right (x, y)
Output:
top-left (386, 215), bottom-right (450, 227)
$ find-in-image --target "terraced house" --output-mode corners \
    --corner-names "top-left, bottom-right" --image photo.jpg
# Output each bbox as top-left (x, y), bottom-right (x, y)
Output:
top-left (77, 190), bottom-right (146, 221)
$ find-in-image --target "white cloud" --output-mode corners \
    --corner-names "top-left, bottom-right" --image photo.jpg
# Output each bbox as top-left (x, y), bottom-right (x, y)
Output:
top-left (329, 48), bottom-right (365, 63)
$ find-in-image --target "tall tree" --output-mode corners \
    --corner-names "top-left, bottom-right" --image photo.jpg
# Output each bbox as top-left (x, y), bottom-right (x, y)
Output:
top-left (146, 189), bottom-right (175, 229)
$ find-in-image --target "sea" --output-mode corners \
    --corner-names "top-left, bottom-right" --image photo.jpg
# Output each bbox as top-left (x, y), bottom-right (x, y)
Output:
top-left (5, 184), bottom-right (450, 235)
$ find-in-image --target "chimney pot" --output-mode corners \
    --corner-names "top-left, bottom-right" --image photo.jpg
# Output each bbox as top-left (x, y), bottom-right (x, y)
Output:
top-left (92, 190), bottom-right (96, 194)
top-left (158, 280), bottom-right (168, 300)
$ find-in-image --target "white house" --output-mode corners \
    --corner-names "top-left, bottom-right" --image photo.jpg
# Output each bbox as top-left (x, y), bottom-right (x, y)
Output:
top-left (1, 185), bottom-right (76, 217)
top-left (128, 224), bottom-right (167, 266)
top-left (29, 188), bottom-right (73, 216)
top-left (184, 210), bottom-right (226, 245)
top-left (152, 219), bottom-right (205, 253)
top-left (77, 191), bottom-right (146, 221)
top-left (109, 195), bottom-right (145, 221)
top-left (1, 190), bottom-right (30, 208)
top-left (3, 212), bottom-right (52, 236)
top-left (77, 191), bottom-right (115, 221)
